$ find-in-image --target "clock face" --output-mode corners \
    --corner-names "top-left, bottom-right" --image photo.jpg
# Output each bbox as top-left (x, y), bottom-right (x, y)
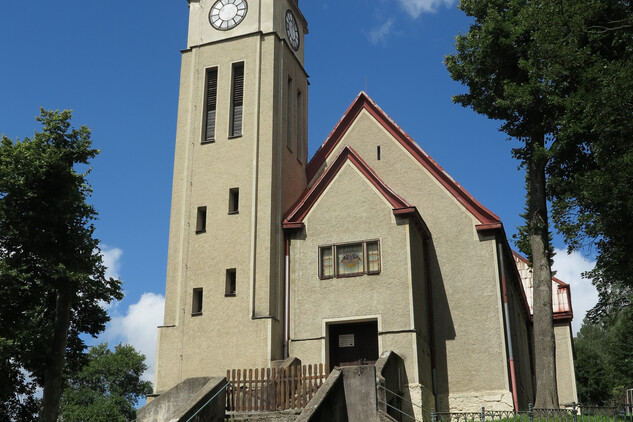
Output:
top-left (209, 0), bottom-right (248, 31)
top-left (285, 10), bottom-right (300, 51)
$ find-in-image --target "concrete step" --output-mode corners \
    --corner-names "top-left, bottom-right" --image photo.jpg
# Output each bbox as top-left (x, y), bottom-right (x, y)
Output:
top-left (225, 410), bottom-right (301, 422)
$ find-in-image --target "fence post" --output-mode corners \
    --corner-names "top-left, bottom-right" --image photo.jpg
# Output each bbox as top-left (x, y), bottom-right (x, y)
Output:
top-left (529, 403), bottom-right (534, 422)
top-left (572, 402), bottom-right (578, 422)
top-left (481, 407), bottom-right (486, 422)
top-left (432, 411), bottom-right (437, 422)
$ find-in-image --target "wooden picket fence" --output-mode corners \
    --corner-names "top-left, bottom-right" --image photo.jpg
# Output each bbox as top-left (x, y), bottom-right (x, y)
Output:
top-left (226, 364), bottom-right (327, 412)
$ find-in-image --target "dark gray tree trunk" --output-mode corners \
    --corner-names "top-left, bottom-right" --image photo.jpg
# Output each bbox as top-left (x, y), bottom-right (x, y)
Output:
top-left (529, 137), bottom-right (559, 409)
top-left (38, 288), bottom-right (73, 422)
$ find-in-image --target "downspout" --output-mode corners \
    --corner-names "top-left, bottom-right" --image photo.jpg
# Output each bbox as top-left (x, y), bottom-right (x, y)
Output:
top-left (498, 242), bottom-right (519, 411)
top-left (283, 235), bottom-right (290, 359)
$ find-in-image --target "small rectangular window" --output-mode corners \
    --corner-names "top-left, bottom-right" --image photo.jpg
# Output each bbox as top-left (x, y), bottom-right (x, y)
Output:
top-left (196, 206), bottom-right (207, 233)
top-left (287, 76), bottom-right (293, 151)
top-left (225, 269), bottom-right (236, 297)
top-left (319, 240), bottom-right (381, 279)
top-left (228, 188), bottom-right (239, 214)
top-left (203, 68), bottom-right (218, 143)
top-left (296, 89), bottom-right (303, 162)
top-left (230, 63), bottom-right (244, 138)
top-left (192, 288), bottom-right (203, 315)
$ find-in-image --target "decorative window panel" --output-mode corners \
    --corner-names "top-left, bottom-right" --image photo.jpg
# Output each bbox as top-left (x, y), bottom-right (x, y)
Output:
top-left (337, 243), bottom-right (363, 276)
top-left (319, 240), bottom-right (381, 279)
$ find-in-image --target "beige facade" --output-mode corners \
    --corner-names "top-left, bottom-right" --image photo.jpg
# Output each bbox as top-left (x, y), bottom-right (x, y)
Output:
top-left (154, 0), bottom-right (577, 414)
top-left (155, 0), bottom-right (308, 394)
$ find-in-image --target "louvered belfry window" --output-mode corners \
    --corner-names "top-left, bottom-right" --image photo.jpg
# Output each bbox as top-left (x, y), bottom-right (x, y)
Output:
top-left (204, 68), bottom-right (218, 143)
top-left (230, 63), bottom-right (244, 137)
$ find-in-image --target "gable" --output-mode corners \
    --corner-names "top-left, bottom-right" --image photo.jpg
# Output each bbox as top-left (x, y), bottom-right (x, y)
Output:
top-left (306, 92), bottom-right (501, 231)
top-left (284, 145), bottom-right (427, 236)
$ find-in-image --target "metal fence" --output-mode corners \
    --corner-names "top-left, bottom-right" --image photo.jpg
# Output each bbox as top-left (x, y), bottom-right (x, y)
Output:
top-left (432, 404), bottom-right (633, 422)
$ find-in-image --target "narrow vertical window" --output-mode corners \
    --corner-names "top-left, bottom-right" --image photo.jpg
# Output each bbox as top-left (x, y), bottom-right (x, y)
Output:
top-left (377, 146), bottom-right (381, 161)
top-left (225, 269), bottom-right (236, 296)
top-left (367, 241), bottom-right (380, 273)
top-left (230, 63), bottom-right (244, 137)
top-left (196, 206), bottom-right (207, 233)
top-left (286, 76), bottom-right (293, 151)
top-left (228, 188), bottom-right (239, 214)
top-left (203, 68), bottom-right (218, 143)
top-left (296, 89), bottom-right (303, 162)
top-left (320, 246), bottom-right (333, 279)
top-left (192, 288), bottom-right (203, 315)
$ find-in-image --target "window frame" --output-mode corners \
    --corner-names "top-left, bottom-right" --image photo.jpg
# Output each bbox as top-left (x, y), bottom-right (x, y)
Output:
top-left (318, 239), bottom-right (381, 280)
top-left (225, 268), bottom-right (237, 297)
top-left (229, 62), bottom-right (244, 139)
top-left (228, 188), bottom-right (239, 215)
top-left (202, 67), bottom-right (218, 144)
top-left (192, 288), bottom-right (203, 316)
top-left (196, 206), bottom-right (207, 234)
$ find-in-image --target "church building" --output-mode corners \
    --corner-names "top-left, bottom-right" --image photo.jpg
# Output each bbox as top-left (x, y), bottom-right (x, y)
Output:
top-left (153, 0), bottom-right (577, 415)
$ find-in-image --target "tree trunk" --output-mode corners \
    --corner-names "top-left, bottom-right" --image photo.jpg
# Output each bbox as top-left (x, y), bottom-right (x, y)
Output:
top-left (529, 138), bottom-right (559, 409)
top-left (39, 288), bottom-right (73, 422)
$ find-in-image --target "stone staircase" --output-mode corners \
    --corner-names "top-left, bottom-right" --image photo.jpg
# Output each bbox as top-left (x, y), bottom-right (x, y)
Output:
top-left (225, 410), bottom-right (301, 422)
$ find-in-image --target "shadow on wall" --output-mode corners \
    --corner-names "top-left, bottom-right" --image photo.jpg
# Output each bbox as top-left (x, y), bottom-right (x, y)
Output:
top-left (427, 241), bottom-right (456, 412)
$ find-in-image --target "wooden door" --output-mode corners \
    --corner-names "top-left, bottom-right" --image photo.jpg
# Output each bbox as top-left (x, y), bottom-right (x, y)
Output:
top-left (328, 321), bottom-right (379, 371)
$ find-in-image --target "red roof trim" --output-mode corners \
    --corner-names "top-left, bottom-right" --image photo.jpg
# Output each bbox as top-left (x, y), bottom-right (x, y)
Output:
top-left (284, 145), bottom-right (414, 227)
top-left (306, 92), bottom-right (501, 226)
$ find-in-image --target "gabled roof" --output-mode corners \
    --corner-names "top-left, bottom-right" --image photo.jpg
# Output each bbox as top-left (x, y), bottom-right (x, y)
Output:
top-left (305, 92), bottom-right (502, 231)
top-left (513, 251), bottom-right (574, 321)
top-left (284, 145), bottom-right (429, 236)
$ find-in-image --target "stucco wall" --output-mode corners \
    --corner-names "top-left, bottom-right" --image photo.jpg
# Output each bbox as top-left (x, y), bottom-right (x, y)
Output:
top-left (555, 322), bottom-right (578, 406)
top-left (315, 110), bottom-right (511, 410)
top-left (288, 162), bottom-right (424, 384)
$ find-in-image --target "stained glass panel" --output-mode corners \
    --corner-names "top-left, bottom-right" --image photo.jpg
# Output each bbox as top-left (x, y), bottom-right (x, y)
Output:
top-left (337, 244), bottom-right (363, 275)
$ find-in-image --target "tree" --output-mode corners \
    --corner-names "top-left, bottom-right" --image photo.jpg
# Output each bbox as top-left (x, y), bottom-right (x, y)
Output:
top-left (543, 0), bottom-right (633, 323)
top-left (59, 343), bottom-right (153, 422)
top-left (575, 302), bottom-right (633, 405)
top-left (0, 109), bottom-right (123, 421)
top-left (445, 0), bottom-right (561, 408)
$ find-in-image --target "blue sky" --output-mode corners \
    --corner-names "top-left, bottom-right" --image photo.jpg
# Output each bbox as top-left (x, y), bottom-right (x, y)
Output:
top-left (0, 0), bottom-right (597, 382)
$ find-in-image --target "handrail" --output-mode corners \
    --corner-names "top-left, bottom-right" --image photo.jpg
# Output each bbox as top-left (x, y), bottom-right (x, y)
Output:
top-left (378, 384), bottom-right (428, 412)
top-left (377, 384), bottom-right (428, 422)
top-left (184, 381), bottom-right (231, 422)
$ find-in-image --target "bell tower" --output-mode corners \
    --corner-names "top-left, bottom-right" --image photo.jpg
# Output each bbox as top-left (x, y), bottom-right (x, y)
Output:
top-left (154, 0), bottom-right (308, 393)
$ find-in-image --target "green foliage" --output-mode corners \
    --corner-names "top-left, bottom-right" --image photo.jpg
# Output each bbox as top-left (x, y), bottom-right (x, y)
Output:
top-left (0, 109), bottom-right (123, 420)
top-left (544, 0), bottom-right (633, 322)
top-left (575, 303), bottom-right (633, 405)
top-left (60, 343), bottom-right (153, 422)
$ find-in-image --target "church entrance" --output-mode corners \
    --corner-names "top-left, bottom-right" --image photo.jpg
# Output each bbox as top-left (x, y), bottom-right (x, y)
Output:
top-left (328, 320), bottom-right (379, 372)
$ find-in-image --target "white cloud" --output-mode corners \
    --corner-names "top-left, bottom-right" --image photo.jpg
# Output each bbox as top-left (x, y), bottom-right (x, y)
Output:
top-left (103, 293), bottom-right (165, 382)
top-left (369, 18), bottom-right (395, 44)
top-left (551, 248), bottom-right (598, 335)
top-left (101, 246), bottom-right (123, 280)
top-left (397, 0), bottom-right (456, 17)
